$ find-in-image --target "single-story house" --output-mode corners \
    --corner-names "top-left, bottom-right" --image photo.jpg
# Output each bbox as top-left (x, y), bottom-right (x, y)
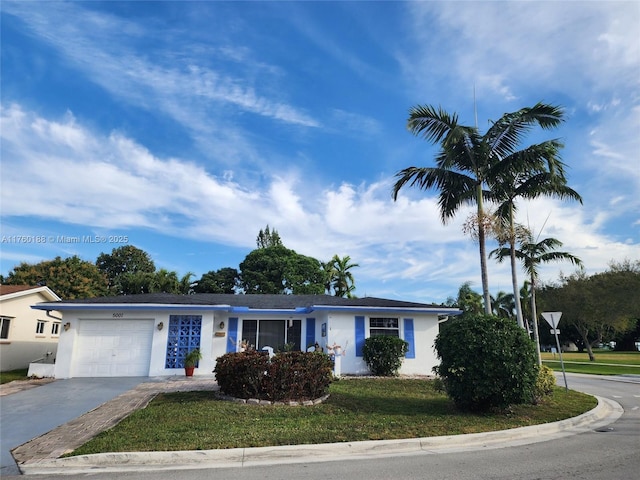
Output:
top-left (1, 285), bottom-right (62, 371)
top-left (31, 293), bottom-right (461, 379)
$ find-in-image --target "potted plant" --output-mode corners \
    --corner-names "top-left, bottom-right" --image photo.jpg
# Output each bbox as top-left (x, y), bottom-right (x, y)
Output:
top-left (184, 348), bottom-right (202, 377)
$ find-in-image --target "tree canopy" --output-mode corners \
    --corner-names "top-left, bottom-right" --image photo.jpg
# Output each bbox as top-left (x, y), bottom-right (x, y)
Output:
top-left (96, 245), bottom-right (155, 294)
top-left (239, 245), bottom-right (324, 294)
top-left (3, 256), bottom-right (109, 299)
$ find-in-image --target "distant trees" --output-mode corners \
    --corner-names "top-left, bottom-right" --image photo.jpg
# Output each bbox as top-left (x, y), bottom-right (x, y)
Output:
top-left (538, 260), bottom-right (640, 360)
top-left (4, 229), bottom-right (359, 299)
top-left (239, 245), bottom-right (324, 294)
top-left (193, 268), bottom-right (239, 294)
top-left (3, 256), bottom-right (109, 299)
top-left (256, 225), bottom-right (283, 249)
top-left (96, 245), bottom-right (156, 294)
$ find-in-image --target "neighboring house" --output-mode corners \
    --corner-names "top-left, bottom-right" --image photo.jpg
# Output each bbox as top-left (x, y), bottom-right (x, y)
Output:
top-left (0, 285), bottom-right (62, 371)
top-left (31, 293), bottom-right (461, 379)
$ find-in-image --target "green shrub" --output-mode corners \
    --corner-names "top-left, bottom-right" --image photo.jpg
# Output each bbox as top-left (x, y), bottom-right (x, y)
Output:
top-left (265, 351), bottom-right (334, 401)
top-left (533, 364), bottom-right (556, 403)
top-left (214, 351), bottom-right (333, 401)
top-left (214, 350), bottom-right (270, 399)
top-left (433, 314), bottom-right (539, 412)
top-left (362, 336), bottom-right (409, 376)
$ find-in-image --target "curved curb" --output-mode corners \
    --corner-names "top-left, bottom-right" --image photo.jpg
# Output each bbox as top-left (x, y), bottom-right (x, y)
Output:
top-left (19, 395), bottom-right (623, 475)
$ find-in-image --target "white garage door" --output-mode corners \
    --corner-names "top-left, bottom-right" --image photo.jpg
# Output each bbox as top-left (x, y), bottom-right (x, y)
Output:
top-left (73, 319), bottom-right (154, 377)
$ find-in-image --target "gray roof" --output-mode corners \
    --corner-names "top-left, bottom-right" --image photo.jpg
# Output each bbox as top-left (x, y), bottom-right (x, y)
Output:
top-left (32, 293), bottom-right (460, 315)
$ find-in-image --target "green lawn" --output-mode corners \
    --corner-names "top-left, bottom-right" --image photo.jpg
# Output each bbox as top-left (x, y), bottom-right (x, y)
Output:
top-left (541, 350), bottom-right (640, 375)
top-left (69, 378), bottom-right (596, 456)
top-left (0, 369), bottom-right (29, 384)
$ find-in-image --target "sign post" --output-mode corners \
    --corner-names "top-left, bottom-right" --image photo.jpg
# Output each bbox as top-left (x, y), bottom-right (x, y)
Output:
top-left (542, 312), bottom-right (568, 391)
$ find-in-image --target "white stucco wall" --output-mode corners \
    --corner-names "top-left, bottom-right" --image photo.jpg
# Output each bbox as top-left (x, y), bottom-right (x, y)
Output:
top-left (322, 310), bottom-right (441, 376)
top-left (52, 307), bottom-right (443, 378)
top-left (0, 290), bottom-right (61, 370)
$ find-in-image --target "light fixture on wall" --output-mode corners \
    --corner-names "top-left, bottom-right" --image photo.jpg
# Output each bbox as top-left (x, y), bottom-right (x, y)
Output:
top-left (63, 322), bottom-right (71, 331)
top-left (157, 322), bottom-right (164, 331)
top-left (218, 321), bottom-right (225, 330)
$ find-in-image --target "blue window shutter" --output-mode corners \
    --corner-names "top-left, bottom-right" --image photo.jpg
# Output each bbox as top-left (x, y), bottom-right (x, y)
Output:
top-left (404, 318), bottom-right (415, 359)
top-left (306, 318), bottom-right (315, 349)
top-left (355, 316), bottom-right (365, 357)
top-left (227, 317), bottom-right (238, 353)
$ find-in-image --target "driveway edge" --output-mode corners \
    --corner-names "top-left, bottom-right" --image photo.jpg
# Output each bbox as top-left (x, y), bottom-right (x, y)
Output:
top-left (19, 395), bottom-right (623, 475)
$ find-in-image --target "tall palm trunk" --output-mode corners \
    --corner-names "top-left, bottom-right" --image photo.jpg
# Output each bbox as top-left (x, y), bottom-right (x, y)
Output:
top-left (477, 184), bottom-right (492, 315)
top-left (529, 273), bottom-right (542, 365)
top-left (508, 204), bottom-right (525, 328)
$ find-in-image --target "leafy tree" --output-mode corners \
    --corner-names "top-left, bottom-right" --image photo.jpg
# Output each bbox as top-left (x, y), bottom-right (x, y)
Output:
top-left (491, 232), bottom-right (581, 364)
top-left (393, 102), bottom-right (565, 315)
top-left (434, 314), bottom-right (538, 412)
top-left (4, 256), bottom-right (109, 299)
top-left (96, 245), bottom-right (155, 294)
top-left (193, 268), bottom-right (239, 294)
top-left (539, 260), bottom-right (640, 360)
top-left (446, 282), bottom-right (484, 314)
top-left (239, 245), bottom-right (324, 294)
top-left (256, 225), bottom-right (283, 249)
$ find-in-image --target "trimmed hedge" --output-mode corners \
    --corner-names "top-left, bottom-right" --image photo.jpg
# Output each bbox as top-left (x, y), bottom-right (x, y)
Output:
top-left (434, 314), bottom-right (539, 412)
top-left (362, 336), bottom-right (409, 376)
top-left (214, 350), bottom-right (333, 401)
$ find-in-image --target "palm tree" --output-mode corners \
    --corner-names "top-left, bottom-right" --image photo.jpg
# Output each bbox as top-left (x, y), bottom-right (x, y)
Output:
top-left (329, 255), bottom-right (359, 298)
top-left (492, 290), bottom-right (515, 319)
top-left (492, 145), bottom-right (582, 329)
top-left (491, 232), bottom-right (582, 364)
top-left (393, 102), bottom-right (565, 315)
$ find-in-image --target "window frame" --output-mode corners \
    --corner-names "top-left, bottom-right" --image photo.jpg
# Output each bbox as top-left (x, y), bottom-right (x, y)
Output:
top-left (51, 322), bottom-right (60, 336)
top-left (36, 320), bottom-right (46, 335)
top-left (241, 319), bottom-right (302, 352)
top-left (0, 317), bottom-right (11, 339)
top-left (368, 317), bottom-right (400, 338)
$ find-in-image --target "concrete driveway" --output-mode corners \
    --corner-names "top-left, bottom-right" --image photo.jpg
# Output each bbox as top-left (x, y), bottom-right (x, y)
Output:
top-left (0, 377), bottom-right (149, 476)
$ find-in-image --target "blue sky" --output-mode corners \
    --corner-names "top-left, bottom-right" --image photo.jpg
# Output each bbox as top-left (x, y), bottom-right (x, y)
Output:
top-left (1, 1), bottom-right (639, 304)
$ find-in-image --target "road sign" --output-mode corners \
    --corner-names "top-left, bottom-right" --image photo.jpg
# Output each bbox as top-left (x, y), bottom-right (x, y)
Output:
top-left (542, 312), bottom-right (562, 329)
top-left (542, 311), bottom-right (568, 391)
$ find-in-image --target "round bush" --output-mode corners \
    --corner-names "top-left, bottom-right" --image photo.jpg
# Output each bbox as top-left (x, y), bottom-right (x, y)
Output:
top-left (433, 314), bottom-right (538, 412)
top-left (362, 335), bottom-right (409, 376)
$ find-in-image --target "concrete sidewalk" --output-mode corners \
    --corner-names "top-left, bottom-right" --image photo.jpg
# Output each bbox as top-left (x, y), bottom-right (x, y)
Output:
top-left (5, 377), bottom-right (624, 475)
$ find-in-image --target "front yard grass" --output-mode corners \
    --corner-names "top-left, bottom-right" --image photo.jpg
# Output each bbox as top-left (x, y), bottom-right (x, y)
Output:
top-left (70, 378), bottom-right (596, 456)
top-left (541, 350), bottom-right (640, 375)
top-left (0, 368), bottom-right (28, 384)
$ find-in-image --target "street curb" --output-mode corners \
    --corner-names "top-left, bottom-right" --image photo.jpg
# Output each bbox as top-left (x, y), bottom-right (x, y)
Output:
top-left (19, 395), bottom-right (623, 475)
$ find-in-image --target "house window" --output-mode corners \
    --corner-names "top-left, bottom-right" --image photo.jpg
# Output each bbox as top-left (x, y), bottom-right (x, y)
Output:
top-left (370, 317), bottom-right (399, 337)
top-left (165, 315), bottom-right (202, 368)
top-left (36, 320), bottom-right (46, 335)
top-left (51, 323), bottom-right (60, 335)
top-left (241, 319), bottom-right (301, 351)
top-left (0, 317), bottom-right (10, 339)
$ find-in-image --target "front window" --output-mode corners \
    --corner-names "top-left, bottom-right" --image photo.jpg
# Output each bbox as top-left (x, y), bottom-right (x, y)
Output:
top-left (36, 320), bottom-right (46, 335)
top-left (51, 323), bottom-right (60, 335)
top-left (370, 317), bottom-right (399, 337)
top-left (0, 317), bottom-right (10, 339)
top-left (242, 319), bottom-right (301, 351)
